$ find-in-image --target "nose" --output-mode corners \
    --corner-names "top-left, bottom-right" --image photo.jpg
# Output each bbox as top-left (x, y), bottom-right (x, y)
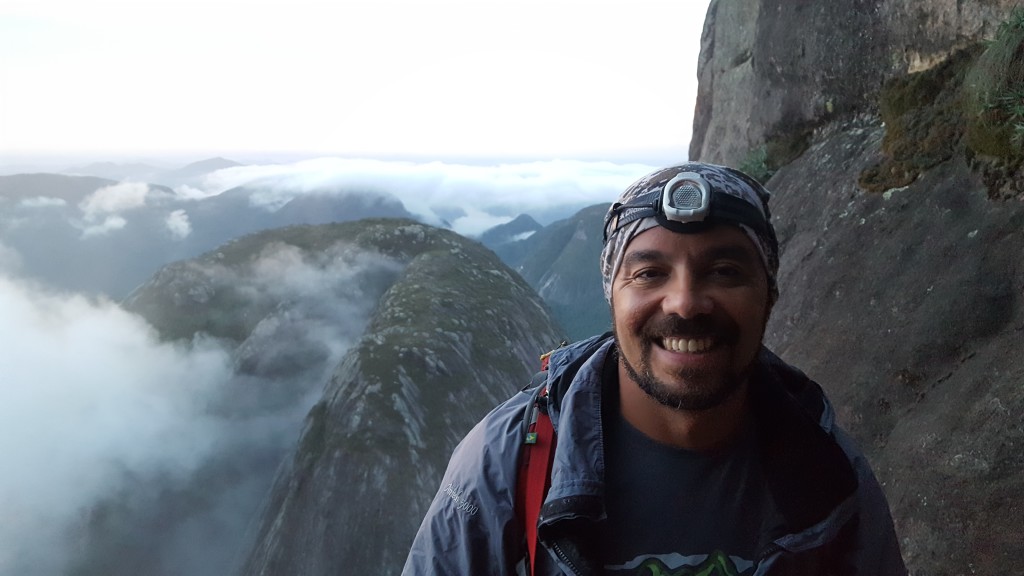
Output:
top-left (661, 273), bottom-right (714, 319)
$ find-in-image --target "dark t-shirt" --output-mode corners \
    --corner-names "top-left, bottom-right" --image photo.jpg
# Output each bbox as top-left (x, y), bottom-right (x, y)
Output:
top-left (599, 365), bottom-right (767, 575)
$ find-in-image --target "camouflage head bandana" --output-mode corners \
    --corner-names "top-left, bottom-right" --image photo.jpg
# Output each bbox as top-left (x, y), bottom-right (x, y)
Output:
top-left (600, 162), bottom-right (780, 304)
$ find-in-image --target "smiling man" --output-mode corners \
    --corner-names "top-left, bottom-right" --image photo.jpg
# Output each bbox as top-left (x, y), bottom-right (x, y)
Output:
top-left (613, 224), bottom-right (770, 451)
top-left (403, 163), bottom-right (907, 576)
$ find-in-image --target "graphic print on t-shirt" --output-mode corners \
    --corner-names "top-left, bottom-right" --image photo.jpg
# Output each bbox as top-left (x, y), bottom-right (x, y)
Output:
top-left (605, 550), bottom-right (755, 576)
top-left (599, 404), bottom-right (765, 576)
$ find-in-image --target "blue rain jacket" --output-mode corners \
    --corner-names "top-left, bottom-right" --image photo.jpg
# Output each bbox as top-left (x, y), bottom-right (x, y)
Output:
top-left (403, 333), bottom-right (907, 575)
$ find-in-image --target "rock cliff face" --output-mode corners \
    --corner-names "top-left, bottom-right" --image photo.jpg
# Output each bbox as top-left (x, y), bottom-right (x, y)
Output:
top-left (691, 0), bottom-right (1020, 166)
top-left (692, 2), bottom-right (1024, 574)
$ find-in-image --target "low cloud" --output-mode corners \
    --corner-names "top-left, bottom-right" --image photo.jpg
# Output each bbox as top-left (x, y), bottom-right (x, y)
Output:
top-left (195, 157), bottom-right (656, 236)
top-left (511, 230), bottom-right (537, 242)
top-left (449, 207), bottom-right (519, 237)
top-left (165, 209), bottom-right (192, 239)
top-left (0, 240), bottom-right (402, 576)
top-left (19, 196), bottom-right (67, 208)
top-left (0, 275), bottom-right (233, 575)
top-left (172, 184), bottom-right (215, 200)
top-left (80, 215), bottom-right (127, 238)
top-left (0, 242), bottom-right (22, 272)
top-left (79, 181), bottom-right (150, 220)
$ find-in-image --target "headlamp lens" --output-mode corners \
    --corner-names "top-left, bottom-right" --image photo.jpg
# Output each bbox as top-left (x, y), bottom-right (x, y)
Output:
top-left (670, 182), bottom-right (703, 210)
top-left (661, 173), bottom-right (711, 221)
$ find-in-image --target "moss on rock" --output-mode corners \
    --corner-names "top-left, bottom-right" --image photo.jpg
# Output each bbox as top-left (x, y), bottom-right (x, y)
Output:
top-left (860, 8), bottom-right (1024, 198)
top-left (859, 46), bottom-right (978, 193)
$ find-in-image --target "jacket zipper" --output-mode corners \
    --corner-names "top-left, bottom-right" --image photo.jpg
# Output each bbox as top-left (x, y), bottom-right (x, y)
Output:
top-left (548, 541), bottom-right (582, 576)
top-left (753, 542), bottom-right (783, 575)
top-left (759, 542), bottom-right (782, 560)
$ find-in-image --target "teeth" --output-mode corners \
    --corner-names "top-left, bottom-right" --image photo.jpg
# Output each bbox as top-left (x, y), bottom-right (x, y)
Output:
top-left (662, 337), bottom-right (713, 353)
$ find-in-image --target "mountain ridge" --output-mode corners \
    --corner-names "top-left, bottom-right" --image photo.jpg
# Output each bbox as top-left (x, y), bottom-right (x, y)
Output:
top-left (233, 220), bottom-right (566, 575)
top-left (71, 218), bottom-right (569, 576)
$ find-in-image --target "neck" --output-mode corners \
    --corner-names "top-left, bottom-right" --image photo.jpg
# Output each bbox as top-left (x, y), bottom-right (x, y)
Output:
top-left (617, 363), bottom-right (751, 452)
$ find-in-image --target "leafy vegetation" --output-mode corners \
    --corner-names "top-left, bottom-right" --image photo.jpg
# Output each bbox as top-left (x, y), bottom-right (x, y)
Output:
top-left (738, 128), bottom-right (812, 186)
top-left (739, 145), bottom-right (774, 185)
top-left (963, 7), bottom-right (1024, 160)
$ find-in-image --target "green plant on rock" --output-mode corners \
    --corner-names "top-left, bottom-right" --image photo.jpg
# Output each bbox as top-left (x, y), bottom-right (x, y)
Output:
top-left (739, 145), bottom-right (774, 185)
top-left (1008, 4), bottom-right (1024, 30)
top-left (738, 127), bottom-right (811, 186)
top-left (963, 7), bottom-right (1024, 159)
top-left (986, 87), bottom-right (1024, 147)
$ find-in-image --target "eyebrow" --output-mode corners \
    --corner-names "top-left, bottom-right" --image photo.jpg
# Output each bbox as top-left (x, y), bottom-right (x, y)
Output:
top-left (704, 244), bottom-right (761, 266)
top-left (620, 249), bottom-right (668, 270)
top-left (621, 243), bottom-right (760, 270)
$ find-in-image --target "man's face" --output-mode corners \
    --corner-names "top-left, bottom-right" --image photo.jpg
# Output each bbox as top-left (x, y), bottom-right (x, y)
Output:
top-left (611, 224), bottom-right (770, 412)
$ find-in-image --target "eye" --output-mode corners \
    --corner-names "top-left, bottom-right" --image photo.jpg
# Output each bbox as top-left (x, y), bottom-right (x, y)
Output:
top-left (706, 262), bottom-right (755, 286)
top-left (710, 264), bottom-right (742, 278)
top-left (630, 267), bottom-right (667, 283)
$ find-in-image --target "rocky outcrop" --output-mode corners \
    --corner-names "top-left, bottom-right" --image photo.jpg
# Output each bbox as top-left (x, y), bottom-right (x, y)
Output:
top-left (765, 119), bottom-right (1023, 576)
top-left (691, 0), bottom-right (1021, 167)
top-left (692, 2), bottom-right (1024, 574)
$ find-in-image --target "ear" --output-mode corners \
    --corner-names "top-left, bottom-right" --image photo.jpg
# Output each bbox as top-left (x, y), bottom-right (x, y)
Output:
top-left (763, 289), bottom-right (776, 328)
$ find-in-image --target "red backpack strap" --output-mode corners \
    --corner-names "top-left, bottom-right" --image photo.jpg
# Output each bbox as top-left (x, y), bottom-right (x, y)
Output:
top-left (517, 380), bottom-right (557, 576)
top-left (539, 351), bottom-right (552, 372)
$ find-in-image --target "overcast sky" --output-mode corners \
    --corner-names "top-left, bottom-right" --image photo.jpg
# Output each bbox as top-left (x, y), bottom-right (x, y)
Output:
top-left (0, 0), bottom-right (711, 164)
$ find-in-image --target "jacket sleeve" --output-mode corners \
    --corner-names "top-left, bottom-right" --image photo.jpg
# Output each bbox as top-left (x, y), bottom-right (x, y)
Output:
top-left (833, 427), bottom-right (908, 576)
top-left (402, 397), bottom-right (528, 576)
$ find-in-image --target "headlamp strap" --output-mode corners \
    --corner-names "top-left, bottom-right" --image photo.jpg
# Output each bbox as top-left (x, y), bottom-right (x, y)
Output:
top-left (604, 188), bottom-right (767, 242)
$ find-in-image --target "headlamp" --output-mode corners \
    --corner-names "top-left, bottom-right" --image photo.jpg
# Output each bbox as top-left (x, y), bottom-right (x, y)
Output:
top-left (602, 172), bottom-right (768, 244)
top-left (662, 172), bottom-right (711, 220)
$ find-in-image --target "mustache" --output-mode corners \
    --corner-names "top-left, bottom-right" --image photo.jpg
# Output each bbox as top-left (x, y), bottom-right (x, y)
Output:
top-left (643, 314), bottom-right (739, 343)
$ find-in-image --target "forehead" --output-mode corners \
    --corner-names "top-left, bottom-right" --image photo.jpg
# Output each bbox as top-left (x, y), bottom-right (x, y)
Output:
top-left (621, 224), bottom-right (761, 264)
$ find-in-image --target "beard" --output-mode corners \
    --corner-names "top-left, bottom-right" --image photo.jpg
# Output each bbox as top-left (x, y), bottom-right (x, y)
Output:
top-left (616, 313), bottom-right (751, 412)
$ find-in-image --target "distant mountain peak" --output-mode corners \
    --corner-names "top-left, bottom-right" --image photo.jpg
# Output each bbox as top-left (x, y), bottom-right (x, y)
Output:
top-left (478, 213), bottom-right (543, 248)
top-left (177, 157), bottom-right (242, 172)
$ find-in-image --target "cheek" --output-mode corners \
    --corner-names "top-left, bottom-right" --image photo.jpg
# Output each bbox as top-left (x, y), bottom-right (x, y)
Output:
top-left (735, 298), bottom-right (770, 341)
top-left (612, 296), bottom-right (648, 333)
top-left (610, 302), bottom-right (629, 336)
top-left (611, 303), bottom-right (648, 356)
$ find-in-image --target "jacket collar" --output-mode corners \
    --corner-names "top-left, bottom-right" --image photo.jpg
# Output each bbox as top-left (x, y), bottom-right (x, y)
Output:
top-left (749, 348), bottom-right (859, 538)
top-left (541, 336), bottom-right (859, 538)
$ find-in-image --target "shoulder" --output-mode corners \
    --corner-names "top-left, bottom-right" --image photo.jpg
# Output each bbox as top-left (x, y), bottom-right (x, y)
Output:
top-left (754, 349), bottom-right (907, 573)
top-left (753, 346), bottom-right (835, 430)
top-left (403, 388), bottom-right (535, 575)
top-left (447, 386), bottom-right (535, 479)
